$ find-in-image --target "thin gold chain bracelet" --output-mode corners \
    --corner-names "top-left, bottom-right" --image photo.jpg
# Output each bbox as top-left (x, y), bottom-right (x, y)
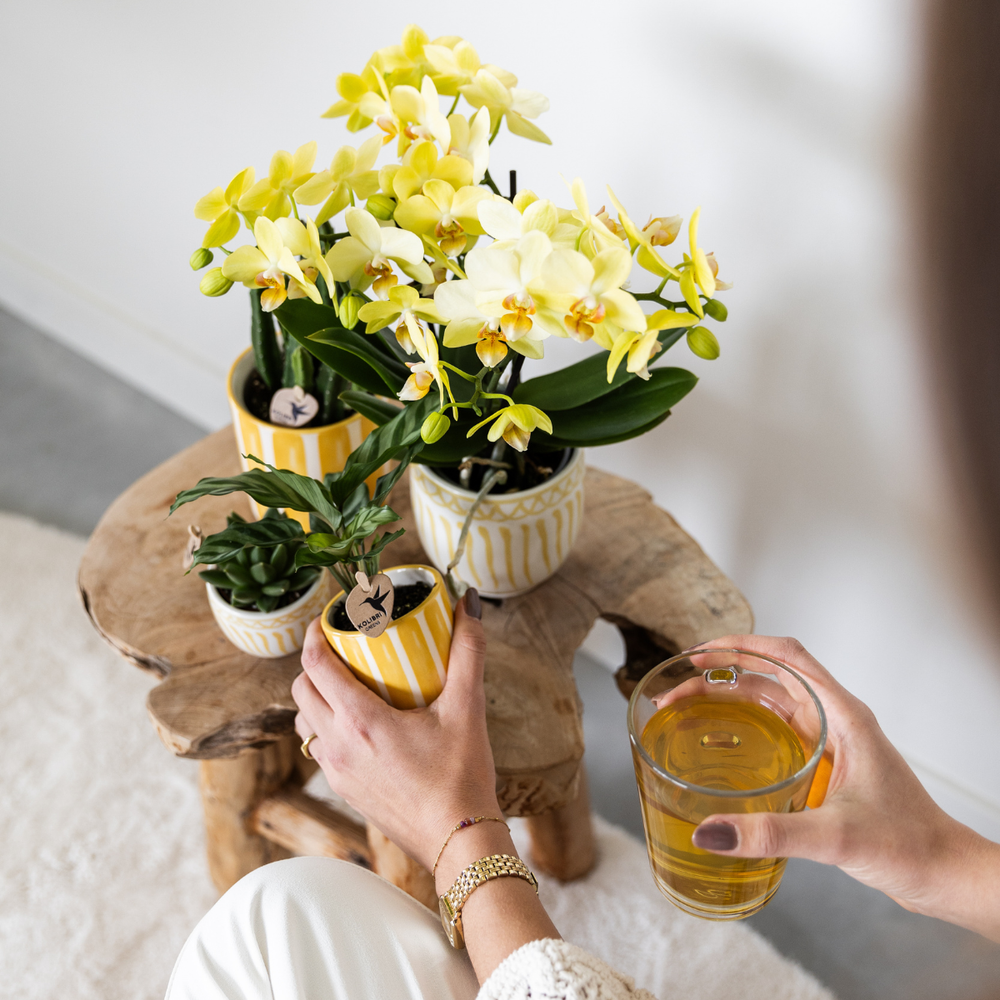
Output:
top-left (431, 816), bottom-right (509, 876)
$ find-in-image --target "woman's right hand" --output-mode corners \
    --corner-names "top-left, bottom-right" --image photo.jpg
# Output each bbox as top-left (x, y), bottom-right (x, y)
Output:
top-left (689, 635), bottom-right (1000, 943)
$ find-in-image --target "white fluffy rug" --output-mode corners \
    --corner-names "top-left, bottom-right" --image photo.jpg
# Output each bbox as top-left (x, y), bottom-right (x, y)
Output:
top-left (0, 511), bottom-right (834, 1000)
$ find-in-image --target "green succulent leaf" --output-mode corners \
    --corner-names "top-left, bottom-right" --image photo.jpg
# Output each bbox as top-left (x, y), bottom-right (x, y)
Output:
top-left (250, 562), bottom-right (277, 585)
top-left (224, 565), bottom-right (254, 588)
top-left (261, 580), bottom-right (290, 596)
top-left (198, 569), bottom-right (232, 588)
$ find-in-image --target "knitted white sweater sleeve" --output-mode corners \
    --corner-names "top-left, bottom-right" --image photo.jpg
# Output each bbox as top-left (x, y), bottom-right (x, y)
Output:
top-left (477, 939), bottom-right (658, 1000)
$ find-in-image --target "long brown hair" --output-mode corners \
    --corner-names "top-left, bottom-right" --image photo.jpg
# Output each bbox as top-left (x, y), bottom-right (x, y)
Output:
top-left (923, 0), bottom-right (1000, 632)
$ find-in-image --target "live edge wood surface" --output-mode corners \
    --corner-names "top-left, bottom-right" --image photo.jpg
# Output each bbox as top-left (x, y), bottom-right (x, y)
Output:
top-left (78, 427), bottom-right (753, 818)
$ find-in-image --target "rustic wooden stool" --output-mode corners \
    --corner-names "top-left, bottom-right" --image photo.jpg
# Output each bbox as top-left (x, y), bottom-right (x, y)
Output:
top-left (78, 428), bottom-right (752, 907)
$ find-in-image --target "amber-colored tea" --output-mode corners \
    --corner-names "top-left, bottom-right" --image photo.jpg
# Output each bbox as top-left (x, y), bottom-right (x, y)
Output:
top-left (636, 694), bottom-right (807, 918)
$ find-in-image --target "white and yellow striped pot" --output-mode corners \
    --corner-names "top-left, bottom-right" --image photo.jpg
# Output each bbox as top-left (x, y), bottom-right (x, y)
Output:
top-left (206, 573), bottom-right (331, 658)
top-left (321, 565), bottom-right (454, 709)
top-left (227, 348), bottom-right (382, 529)
top-left (409, 449), bottom-right (586, 599)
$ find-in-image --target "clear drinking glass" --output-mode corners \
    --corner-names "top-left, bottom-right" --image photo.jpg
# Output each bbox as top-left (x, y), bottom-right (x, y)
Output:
top-left (628, 648), bottom-right (828, 920)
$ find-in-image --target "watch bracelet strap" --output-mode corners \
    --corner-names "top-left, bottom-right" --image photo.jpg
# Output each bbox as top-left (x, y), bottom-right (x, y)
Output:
top-left (443, 853), bottom-right (538, 915)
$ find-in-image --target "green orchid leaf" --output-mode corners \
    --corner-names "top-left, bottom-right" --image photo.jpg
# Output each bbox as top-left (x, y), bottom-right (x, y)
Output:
top-left (277, 299), bottom-right (408, 393)
top-left (512, 350), bottom-right (634, 410)
top-left (308, 328), bottom-right (409, 392)
top-left (533, 411), bottom-right (672, 451)
top-left (537, 367), bottom-right (697, 445)
top-left (338, 391), bottom-right (405, 426)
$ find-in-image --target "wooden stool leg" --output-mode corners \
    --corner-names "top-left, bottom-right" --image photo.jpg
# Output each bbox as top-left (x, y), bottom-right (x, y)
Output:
top-left (366, 823), bottom-right (437, 910)
top-left (199, 736), bottom-right (297, 893)
top-left (525, 765), bottom-right (597, 881)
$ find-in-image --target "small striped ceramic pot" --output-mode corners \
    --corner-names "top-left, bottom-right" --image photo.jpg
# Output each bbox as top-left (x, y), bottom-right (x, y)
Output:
top-left (206, 573), bottom-right (331, 658)
top-left (409, 449), bottom-right (586, 599)
top-left (321, 565), bottom-right (454, 709)
top-left (227, 349), bottom-right (382, 528)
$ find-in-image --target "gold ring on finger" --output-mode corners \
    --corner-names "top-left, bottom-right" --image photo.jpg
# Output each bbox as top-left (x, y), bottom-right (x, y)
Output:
top-left (300, 733), bottom-right (319, 760)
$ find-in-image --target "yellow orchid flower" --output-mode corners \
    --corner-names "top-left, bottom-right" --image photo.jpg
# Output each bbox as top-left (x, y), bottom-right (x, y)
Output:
top-left (435, 275), bottom-right (545, 369)
top-left (398, 321), bottom-right (449, 404)
top-left (194, 167), bottom-right (255, 248)
top-left (376, 24), bottom-right (456, 90)
top-left (221, 217), bottom-right (320, 312)
top-left (390, 75), bottom-right (452, 151)
top-left (391, 138), bottom-right (472, 201)
top-left (293, 137), bottom-right (382, 225)
top-left (605, 185), bottom-right (682, 280)
top-left (238, 143), bottom-right (317, 221)
top-left (394, 179), bottom-right (490, 257)
top-left (275, 216), bottom-right (333, 295)
top-left (446, 108), bottom-right (491, 184)
top-left (322, 62), bottom-right (383, 131)
top-left (325, 208), bottom-right (433, 294)
top-left (605, 309), bottom-right (700, 382)
top-left (468, 403), bottom-right (552, 453)
top-left (705, 252), bottom-right (733, 291)
top-left (678, 207), bottom-right (716, 317)
top-left (422, 37), bottom-right (518, 95)
top-left (356, 284), bottom-right (442, 354)
top-left (459, 69), bottom-right (551, 145)
top-left (477, 193), bottom-right (558, 249)
top-left (557, 179), bottom-right (627, 258)
top-left (532, 247), bottom-right (646, 345)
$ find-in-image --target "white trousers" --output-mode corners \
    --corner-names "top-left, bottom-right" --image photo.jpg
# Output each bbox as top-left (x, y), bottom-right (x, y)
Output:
top-left (165, 857), bottom-right (480, 1000)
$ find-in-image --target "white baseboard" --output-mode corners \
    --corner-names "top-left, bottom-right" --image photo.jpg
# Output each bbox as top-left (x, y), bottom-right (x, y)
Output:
top-left (0, 239), bottom-right (227, 430)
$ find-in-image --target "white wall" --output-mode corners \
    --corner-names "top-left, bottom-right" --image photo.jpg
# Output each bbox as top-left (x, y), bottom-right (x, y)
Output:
top-left (4, 0), bottom-right (1000, 839)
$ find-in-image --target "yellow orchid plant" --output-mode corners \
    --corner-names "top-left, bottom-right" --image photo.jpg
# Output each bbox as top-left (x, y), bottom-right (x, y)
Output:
top-left (189, 23), bottom-right (730, 491)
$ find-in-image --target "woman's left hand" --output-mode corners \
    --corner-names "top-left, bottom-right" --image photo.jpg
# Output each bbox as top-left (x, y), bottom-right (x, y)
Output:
top-left (292, 591), bottom-right (500, 873)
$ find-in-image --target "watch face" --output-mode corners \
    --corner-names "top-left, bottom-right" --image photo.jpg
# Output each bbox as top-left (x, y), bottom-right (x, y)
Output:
top-left (439, 896), bottom-right (463, 949)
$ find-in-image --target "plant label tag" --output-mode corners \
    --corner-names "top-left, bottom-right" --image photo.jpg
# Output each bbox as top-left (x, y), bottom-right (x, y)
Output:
top-left (269, 386), bottom-right (318, 427)
top-left (345, 573), bottom-right (394, 637)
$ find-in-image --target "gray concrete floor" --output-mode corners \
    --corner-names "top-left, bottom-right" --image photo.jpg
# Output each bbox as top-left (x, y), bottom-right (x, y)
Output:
top-left (4, 307), bottom-right (1000, 998)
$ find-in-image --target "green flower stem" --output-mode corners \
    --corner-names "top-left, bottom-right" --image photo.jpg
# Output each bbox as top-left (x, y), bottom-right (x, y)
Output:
top-left (488, 116), bottom-right (503, 144)
top-left (447, 94), bottom-right (460, 115)
top-left (632, 291), bottom-right (687, 309)
top-left (482, 169), bottom-right (502, 195)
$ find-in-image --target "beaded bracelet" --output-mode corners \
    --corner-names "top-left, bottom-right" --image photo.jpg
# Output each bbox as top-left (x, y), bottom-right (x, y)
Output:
top-left (431, 816), bottom-right (510, 875)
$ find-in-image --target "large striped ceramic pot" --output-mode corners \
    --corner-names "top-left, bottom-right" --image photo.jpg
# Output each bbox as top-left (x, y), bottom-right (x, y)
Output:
top-left (206, 573), bottom-right (331, 658)
top-left (409, 449), bottom-right (586, 599)
top-left (227, 349), bottom-right (380, 528)
top-left (321, 565), bottom-right (453, 709)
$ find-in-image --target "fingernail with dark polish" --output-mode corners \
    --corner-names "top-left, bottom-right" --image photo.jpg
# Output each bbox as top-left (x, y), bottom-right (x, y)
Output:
top-left (692, 822), bottom-right (738, 851)
top-left (464, 588), bottom-right (482, 620)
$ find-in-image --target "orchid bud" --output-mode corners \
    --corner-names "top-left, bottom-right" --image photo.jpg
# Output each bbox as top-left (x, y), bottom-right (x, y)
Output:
top-left (366, 194), bottom-right (396, 221)
top-left (338, 293), bottom-right (362, 330)
top-left (421, 411), bottom-right (451, 444)
top-left (199, 267), bottom-right (233, 297)
top-left (703, 298), bottom-right (728, 322)
top-left (189, 247), bottom-right (214, 270)
top-left (686, 327), bottom-right (721, 360)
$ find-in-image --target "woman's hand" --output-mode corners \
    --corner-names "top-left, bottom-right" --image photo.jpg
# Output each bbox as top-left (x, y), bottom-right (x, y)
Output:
top-left (292, 589), bottom-right (560, 983)
top-left (292, 591), bottom-right (500, 872)
top-left (690, 635), bottom-right (1000, 942)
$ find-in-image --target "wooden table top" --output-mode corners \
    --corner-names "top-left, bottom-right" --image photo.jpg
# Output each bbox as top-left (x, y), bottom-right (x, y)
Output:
top-left (78, 428), bottom-right (753, 815)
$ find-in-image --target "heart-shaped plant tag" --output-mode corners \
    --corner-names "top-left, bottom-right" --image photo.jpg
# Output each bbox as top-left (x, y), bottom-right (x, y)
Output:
top-left (269, 386), bottom-right (319, 427)
top-left (345, 571), bottom-right (395, 637)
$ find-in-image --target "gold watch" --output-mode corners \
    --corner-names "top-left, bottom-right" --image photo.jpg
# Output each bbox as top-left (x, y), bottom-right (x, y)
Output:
top-left (438, 853), bottom-right (538, 949)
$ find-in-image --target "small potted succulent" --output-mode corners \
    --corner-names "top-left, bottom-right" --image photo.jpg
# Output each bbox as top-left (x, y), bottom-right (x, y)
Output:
top-left (188, 509), bottom-right (330, 658)
top-left (171, 403), bottom-right (451, 707)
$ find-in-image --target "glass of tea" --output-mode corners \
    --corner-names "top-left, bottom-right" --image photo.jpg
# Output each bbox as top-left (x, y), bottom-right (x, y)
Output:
top-left (628, 648), bottom-right (828, 920)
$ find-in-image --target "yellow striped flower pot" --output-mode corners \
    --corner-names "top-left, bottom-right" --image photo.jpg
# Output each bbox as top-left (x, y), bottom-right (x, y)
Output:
top-left (321, 565), bottom-right (454, 709)
top-left (227, 348), bottom-right (382, 529)
top-left (409, 449), bottom-right (586, 599)
top-left (206, 573), bottom-right (331, 658)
